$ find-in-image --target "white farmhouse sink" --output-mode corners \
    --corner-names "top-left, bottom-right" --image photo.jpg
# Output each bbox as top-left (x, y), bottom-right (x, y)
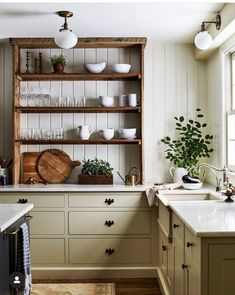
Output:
top-left (157, 192), bottom-right (224, 206)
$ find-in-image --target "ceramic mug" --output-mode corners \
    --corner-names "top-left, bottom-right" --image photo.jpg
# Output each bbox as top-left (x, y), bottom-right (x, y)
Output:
top-left (169, 167), bottom-right (188, 183)
top-left (128, 93), bottom-right (137, 107)
top-left (77, 125), bottom-right (93, 140)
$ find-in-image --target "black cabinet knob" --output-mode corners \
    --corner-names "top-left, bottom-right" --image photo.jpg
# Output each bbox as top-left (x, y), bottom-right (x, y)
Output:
top-left (182, 264), bottom-right (188, 269)
top-left (187, 242), bottom-right (193, 248)
top-left (173, 224), bottom-right (179, 228)
top-left (162, 245), bottom-right (167, 251)
top-left (104, 198), bottom-right (114, 205)
top-left (105, 220), bottom-right (115, 227)
top-left (105, 248), bottom-right (115, 255)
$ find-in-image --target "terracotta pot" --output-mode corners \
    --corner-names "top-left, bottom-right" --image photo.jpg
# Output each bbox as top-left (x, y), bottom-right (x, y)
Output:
top-left (53, 63), bottom-right (64, 73)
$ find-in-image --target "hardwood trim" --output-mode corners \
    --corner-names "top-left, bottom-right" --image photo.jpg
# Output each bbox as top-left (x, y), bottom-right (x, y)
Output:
top-left (15, 106), bottom-right (142, 113)
top-left (16, 72), bottom-right (141, 81)
top-left (10, 37), bottom-right (147, 48)
top-left (140, 44), bottom-right (145, 184)
top-left (15, 139), bottom-right (142, 145)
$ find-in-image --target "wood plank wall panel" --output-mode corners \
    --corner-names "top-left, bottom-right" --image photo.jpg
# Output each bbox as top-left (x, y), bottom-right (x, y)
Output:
top-left (0, 43), bottom-right (206, 184)
top-left (144, 43), bottom-right (206, 183)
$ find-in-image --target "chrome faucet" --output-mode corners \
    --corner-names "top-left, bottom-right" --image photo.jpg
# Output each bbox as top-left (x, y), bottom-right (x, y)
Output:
top-left (197, 163), bottom-right (229, 191)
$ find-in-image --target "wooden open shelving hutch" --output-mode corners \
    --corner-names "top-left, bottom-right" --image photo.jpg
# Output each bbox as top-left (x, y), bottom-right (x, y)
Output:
top-left (10, 37), bottom-right (146, 184)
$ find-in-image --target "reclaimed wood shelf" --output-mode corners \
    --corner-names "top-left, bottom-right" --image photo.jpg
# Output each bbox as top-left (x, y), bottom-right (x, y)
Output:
top-left (15, 139), bottom-right (142, 145)
top-left (15, 106), bottom-right (142, 113)
top-left (16, 72), bottom-right (141, 81)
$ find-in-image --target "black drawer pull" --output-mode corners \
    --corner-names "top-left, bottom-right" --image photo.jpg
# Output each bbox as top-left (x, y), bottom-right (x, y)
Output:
top-left (105, 220), bottom-right (115, 227)
top-left (105, 248), bottom-right (115, 255)
top-left (187, 242), bottom-right (193, 248)
top-left (104, 198), bottom-right (114, 205)
top-left (173, 224), bottom-right (179, 228)
top-left (18, 198), bottom-right (28, 204)
top-left (182, 264), bottom-right (188, 269)
top-left (162, 245), bottom-right (167, 251)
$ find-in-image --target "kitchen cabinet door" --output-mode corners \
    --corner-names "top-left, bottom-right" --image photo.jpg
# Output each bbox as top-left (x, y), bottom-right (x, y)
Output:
top-left (173, 239), bottom-right (184, 295)
top-left (208, 243), bottom-right (235, 295)
top-left (184, 251), bottom-right (200, 295)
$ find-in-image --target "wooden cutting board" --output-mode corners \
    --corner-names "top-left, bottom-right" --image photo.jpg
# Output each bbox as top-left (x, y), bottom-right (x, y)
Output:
top-left (38, 149), bottom-right (81, 184)
top-left (22, 152), bottom-right (43, 184)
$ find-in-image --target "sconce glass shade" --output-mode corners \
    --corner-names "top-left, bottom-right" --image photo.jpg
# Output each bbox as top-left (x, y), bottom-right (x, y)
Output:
top-left (54, 30), bottom-right (77, 49)
top-left (194, 31), bottom-right (212, 50)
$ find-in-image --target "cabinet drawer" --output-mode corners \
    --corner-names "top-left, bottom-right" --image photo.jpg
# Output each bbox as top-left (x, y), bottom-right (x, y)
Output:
top-left (68, 192), bottom-right (148, 208)
top-left (69, 238), bottom-right (150, 264)
top-left (172, 213), bottom-right (184, 243)
top-left (185, 227), bottom-right (200, 264)
top-left (31, 239), bottom-right (65, 264)
top-left (0, 193), bottom-right (65, 208)
top-left (158, 200), bottom-right (171, 237)
top-left (31, 212), bottom-right (65, 235)
top-left (69, 211), bottom-right (150, 235)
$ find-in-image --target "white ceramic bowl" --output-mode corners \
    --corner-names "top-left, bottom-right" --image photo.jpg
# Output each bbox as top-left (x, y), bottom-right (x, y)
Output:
top-left (99, 96), bottom-right (114, 107)
top-left (100, 128), bottom-right (114, 140)
top-left (84, 62), bottom-right (106, 73)
top-left (112, 64), bottom-right (131, 73)
top-left (119, 128), bottom-right (136, 139)
top-left (182, 182), bottom-right (203, 190)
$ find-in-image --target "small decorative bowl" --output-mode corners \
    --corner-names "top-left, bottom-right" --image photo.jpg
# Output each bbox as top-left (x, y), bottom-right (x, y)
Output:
top-left (99, 96), bottom-right (114, 107)
top-left (112, 64), bottom-right (131, 73)
top-left (119, 128), bottom-right (136, 139)
top-left (182, 182), bottom-right (203, 190)
top-left (84, 62), bottom-right (106, 73)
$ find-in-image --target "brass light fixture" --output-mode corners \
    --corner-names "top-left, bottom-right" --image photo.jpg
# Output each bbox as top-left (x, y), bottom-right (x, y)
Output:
top-left (194, 14), bottom-right (221, 50)
top-left (54, 10), bottom-right (77, 49)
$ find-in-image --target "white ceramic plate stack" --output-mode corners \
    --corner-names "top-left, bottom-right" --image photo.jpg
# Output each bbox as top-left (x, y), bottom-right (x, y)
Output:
top-left (84, 62), bottom-right (106, 73)
top-left (119, 128), bottom-right (136, 139)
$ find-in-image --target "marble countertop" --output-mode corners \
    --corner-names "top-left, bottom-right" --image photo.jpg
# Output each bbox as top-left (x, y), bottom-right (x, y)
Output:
top-left (169, 200), bottom-right (235, 237)
top-left (0, 183), bottom-right (151, 192)
top-left (0, 203), bottom-right (33, 232)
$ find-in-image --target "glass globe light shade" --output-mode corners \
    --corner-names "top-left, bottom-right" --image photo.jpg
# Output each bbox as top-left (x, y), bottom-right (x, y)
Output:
top-left (55, 30), bottom-right (77, 49)
top-left (194, 31), bottom-right (212, 50)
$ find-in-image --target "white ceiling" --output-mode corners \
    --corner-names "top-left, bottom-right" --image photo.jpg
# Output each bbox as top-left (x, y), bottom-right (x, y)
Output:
top-left (0, 2), bottom-right (225, 43)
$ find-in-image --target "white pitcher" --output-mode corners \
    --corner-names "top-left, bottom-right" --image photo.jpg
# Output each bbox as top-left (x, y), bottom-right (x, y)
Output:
top-left (169, 167), bottom-right (188, 183)
top-left (77, 125), bottom-right (93, 140)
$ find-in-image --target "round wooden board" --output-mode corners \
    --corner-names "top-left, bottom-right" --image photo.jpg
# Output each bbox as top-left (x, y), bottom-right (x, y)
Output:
top-left (38, 149), bottom-right (80, 184)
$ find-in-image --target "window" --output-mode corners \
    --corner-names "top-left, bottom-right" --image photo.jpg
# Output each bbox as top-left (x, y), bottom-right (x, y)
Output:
top-left (227, 52), bottom-right (235, 171)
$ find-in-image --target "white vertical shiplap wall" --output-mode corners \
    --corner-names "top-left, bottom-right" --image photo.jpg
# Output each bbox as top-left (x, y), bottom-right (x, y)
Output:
top-left (0, 42), bottom-right (206, 184)
top-left (144, 42), bottom-right (206, 183)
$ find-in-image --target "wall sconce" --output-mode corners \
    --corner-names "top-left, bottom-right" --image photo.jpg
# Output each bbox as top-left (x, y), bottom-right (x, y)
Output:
top-left (54, 11), bottom-right (77, 49)
top-left (194, 14), bottom-right (221, 50)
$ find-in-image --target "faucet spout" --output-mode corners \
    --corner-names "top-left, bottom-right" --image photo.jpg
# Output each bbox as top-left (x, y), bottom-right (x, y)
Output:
top-left (197, 163), bottom-right (229, 191)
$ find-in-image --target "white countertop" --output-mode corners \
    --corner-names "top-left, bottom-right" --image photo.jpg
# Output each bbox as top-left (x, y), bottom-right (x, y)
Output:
top-left (0, 183), bottom-right (150, 192)
top-left (169, 200), bottom-right (235, 237)
top-left (0, 203), bottom-right (33, 232)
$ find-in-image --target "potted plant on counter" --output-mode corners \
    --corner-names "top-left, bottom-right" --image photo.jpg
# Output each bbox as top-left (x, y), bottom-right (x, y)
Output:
top-left (161, 108), bottom-right (213, 179)
top-left (49, 54), bottom-right (66, 73)
top-left (78, 158), bottom-right (114, 184)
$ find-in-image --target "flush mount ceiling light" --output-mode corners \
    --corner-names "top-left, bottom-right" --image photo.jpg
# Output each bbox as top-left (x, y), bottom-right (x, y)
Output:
top-left (54, 10), bottom-right (77, 49)
top-left (194, 14), bottom-right (221, 50)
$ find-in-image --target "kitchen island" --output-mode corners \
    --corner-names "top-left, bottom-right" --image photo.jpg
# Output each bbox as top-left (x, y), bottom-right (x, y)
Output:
top-left (157, 189), bottom-right (235, 295)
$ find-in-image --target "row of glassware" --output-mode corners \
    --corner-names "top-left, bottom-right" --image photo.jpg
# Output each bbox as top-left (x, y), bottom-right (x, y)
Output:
top-left (18, 128), bottom-right (64, 140)
top-left (19, 94), bottom-right (86, 108)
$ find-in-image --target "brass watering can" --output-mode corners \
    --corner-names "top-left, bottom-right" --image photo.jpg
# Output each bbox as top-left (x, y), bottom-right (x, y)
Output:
top-left (117, 167), bottom-right (140, 186)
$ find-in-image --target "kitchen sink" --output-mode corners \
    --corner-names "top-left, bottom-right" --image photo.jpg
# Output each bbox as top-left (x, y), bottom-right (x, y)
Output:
top-left (157, 193), bottom-right (224, 206)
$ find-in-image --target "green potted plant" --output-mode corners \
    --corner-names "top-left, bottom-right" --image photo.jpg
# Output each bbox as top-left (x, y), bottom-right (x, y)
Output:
top-left (49, 54), bottom-right (66, 73)
top-left (161, 108), bottom-right (213, 178)
top-left (78, 158), bottom-right (114, 184)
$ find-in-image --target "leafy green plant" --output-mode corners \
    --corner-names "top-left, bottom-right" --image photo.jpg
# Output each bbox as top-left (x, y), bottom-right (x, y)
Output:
top-left (161, 108), bottom-right (213, 176)
top-left (49, 54), bottom-right (66, 65)
top-left (81, 158), bottom-right (113, 177)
